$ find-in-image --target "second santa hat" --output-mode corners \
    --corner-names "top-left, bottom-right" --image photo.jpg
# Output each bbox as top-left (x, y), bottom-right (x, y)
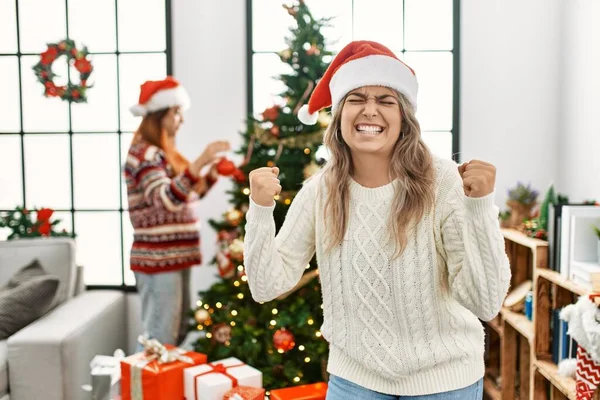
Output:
top-left (130, 76), bottom-right (190, 117)
top-left (298, 40), bottom-right (418, 125)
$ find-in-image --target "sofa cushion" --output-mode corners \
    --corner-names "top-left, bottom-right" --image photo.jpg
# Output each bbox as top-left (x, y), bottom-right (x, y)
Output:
top-left (7, 259), bottom-right (47, 288)
top-left (0, 340), bottom-right (8, 397)
top-left (0, 275), bottom-right (59, 340)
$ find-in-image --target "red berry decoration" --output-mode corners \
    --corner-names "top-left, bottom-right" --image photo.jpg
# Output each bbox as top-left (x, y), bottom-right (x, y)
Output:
top-left (273, 328), bottom-right (295, 352)
top-left (216, 158), bottom-right (236, 176)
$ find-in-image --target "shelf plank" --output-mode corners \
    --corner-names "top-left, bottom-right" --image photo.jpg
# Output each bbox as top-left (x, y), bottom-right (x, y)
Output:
top-left (535, 359), bottom-right (576, 400)
top-left (501, 307), bottom-right (534, 342)
top-left (487, 315), bottom-right (504, 338)
top-left (501, 228), bottom-right (548, 250)
top-left (483, 375), bottom-right (501, 400)
top-left (536, 268), bottom-right (589, 296)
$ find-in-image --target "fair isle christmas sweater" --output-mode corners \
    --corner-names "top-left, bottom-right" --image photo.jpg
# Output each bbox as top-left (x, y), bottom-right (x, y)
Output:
top-left (244, 156), bottom-right (511, 396)
top-left (124, 140), bottom-right (215, 273)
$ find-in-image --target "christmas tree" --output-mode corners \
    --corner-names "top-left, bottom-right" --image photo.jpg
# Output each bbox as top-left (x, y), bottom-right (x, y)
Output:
top-left (190, 1), bottom-right (332, 390)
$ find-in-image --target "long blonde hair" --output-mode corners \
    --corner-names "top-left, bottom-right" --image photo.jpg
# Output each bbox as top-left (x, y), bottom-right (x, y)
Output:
top-left (131, 109), bottom-right (190, 175)
top-left (322, 91), bottom-right (435, 257)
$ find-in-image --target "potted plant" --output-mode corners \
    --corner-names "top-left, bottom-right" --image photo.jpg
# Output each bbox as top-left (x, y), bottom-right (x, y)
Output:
top-left (506, 182), bottom-right (539, 228)
top-left (0, 206), bottom-right (71, 240)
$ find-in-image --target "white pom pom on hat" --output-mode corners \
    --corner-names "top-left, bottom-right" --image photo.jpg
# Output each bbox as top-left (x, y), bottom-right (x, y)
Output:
top-left (297, 40), bottom-right (418, 125)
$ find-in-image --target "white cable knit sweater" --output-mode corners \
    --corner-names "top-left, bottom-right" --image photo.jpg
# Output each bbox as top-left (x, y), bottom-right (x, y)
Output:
top-left (243, 157), bottom-right (511, 395)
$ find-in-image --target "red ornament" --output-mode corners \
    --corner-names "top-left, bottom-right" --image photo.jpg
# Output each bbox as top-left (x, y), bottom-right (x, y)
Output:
top-left (232, 168), bottom-right (246, 183)
top-left (273, 328), bottom-right (295, 352)
top-left (211, 323), bottom-right (232, 344)
top-left (262, 105), bottom-right (280, 121)
top-left (216, 158), bottom-right (236, 176)
top-left (271, 126), bottom-right (280, 137)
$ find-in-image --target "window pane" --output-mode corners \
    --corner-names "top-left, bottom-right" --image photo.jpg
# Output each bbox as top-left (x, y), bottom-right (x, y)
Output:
top-left (52, 210), bottom-right (73, 236)
top-left (68, 0), bottom-right (117, 52)
top-left (305, 0), bottom-right (352, 52)
top-left (118, 0), bottom-right (166, 52)
top-left (0, 57), bottom-right (21, 132)
top-left (21, 56), bottom-right (69, 132)
top-left (18, 0), bottom-right (67, 53)
top-left (75, 211), bottom-right (122, 285)
top-left (0, 135), bottom-right (23, 208)
top-left (119, 54), bottom-right (167, 132)
top-left (120, 132), bottom-right (134, 210)
top-left (0, 0), bottom-right (17, 53)
top-left (422, 131), bottom-right (453, 160)
top-left (353, 0), bottom-right (403, 53)
top-left (73, 134), bottom-right (120, 209)
top-left (252, 0), bottom-right (294, 52)
top-left (252, 53), bottom-right (293, 114)
top-left (71, 55), bottom-right (118, 132)
top-left (404, 52), bottom-right (453, 131)
top-left (122, 212), bottom-right (135, 285)
top-left (24, 134), bottom-right (71, 209)
top-left (405, 0), bottom-right (453, 50)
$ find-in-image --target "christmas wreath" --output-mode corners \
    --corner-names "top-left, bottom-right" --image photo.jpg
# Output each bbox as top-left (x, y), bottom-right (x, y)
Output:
top-left (32, 38), bottom-right (93, 103)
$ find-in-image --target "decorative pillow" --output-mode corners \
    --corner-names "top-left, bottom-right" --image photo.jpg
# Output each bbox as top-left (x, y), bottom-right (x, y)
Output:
top-left (0, 262), bottom-right (59, 339)
top-left (6, 258), bottom-right (48, 288)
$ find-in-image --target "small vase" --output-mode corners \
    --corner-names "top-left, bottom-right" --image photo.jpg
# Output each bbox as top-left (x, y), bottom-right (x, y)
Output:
top-left (506, 200), bottom-right (535, 228)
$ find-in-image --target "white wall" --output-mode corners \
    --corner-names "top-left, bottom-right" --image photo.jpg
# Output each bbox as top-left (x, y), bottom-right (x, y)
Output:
top-left (172, 2), bottom-right (248, 299)
top-left (557, 0), bottom-right (600, 202)
top-left (460, 0), bottom-right (561, 207)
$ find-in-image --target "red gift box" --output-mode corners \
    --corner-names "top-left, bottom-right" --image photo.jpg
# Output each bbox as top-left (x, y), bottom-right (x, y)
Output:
top-left (223, 385), bottom-right (265, 400)
top-left (269, 382), bottom-right (328, 400)
top-left (121, 340), bottom-right (206, 400)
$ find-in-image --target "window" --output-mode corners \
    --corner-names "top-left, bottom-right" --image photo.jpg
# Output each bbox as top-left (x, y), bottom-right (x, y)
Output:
top-left (249, 0), bottom-right (460, 161)
top-left (0, 0), bottom-right (172, 287)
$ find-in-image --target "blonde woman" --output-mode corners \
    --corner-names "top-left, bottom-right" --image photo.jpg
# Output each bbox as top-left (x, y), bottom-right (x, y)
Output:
top-left (243, 41), bottom-right (511, 399)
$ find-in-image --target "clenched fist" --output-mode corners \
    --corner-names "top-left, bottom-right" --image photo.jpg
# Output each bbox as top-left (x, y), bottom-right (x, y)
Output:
top-left (249, 167), bottom-right (282, 207)
top-left (458, 160), bottom-right (496, 198)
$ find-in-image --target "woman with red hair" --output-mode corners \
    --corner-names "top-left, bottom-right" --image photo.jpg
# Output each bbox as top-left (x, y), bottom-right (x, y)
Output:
top-left (124, 76), bottom-right (229, 346)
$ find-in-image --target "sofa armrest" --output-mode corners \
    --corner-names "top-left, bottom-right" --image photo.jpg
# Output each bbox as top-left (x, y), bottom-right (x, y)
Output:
top-left (7, 290), bottom-right (127, 400)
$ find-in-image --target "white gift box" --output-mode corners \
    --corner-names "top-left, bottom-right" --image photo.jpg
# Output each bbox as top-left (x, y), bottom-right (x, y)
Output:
top-left (184, 357), bottom-right (262, 400)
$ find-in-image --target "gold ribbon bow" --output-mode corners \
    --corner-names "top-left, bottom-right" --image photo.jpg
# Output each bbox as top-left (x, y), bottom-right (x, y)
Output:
top-left (131, 335), bottom-right (194, 400)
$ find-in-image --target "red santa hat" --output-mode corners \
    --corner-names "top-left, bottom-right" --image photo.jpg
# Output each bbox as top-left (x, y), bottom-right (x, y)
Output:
top-left (130, 76), bottom-right (190, 117)
top-left (298, 40), bottom-right (418, 125)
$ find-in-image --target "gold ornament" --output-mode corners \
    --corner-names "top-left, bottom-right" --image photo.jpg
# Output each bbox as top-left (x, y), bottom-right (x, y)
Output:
top-left (228, 238), bottom-right (245, 261)
top-left (195, 308), bottom-right (210, 324)
top-left (279, 49), bottom-right (292, 61)
top-left (303, 162), bottom-right (321, 179)
top-left (226, 209), bottom-right (243, 226)
top-left (318, 111), bottom-right (331, 128)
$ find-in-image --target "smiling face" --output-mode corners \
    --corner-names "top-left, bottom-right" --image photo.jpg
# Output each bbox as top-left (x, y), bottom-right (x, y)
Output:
top-left (339, 86), bottom-right (402, 157)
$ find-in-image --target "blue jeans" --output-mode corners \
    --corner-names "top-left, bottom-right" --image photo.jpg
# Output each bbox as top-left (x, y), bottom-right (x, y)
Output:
top-left (134, 268), bottom-right (190, 350)
top-left (325, 375), bottom-right (483, 400)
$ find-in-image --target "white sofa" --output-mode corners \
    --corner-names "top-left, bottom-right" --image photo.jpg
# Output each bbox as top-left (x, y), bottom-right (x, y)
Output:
top-left (0, 238), bottom-right (128, 400)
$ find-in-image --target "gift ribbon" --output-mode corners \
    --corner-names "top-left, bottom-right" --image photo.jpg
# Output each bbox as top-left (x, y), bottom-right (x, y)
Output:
top-left (131, 335), bottom-right (195, 400)
top-left (193, 362), bottom-right (245, 400)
